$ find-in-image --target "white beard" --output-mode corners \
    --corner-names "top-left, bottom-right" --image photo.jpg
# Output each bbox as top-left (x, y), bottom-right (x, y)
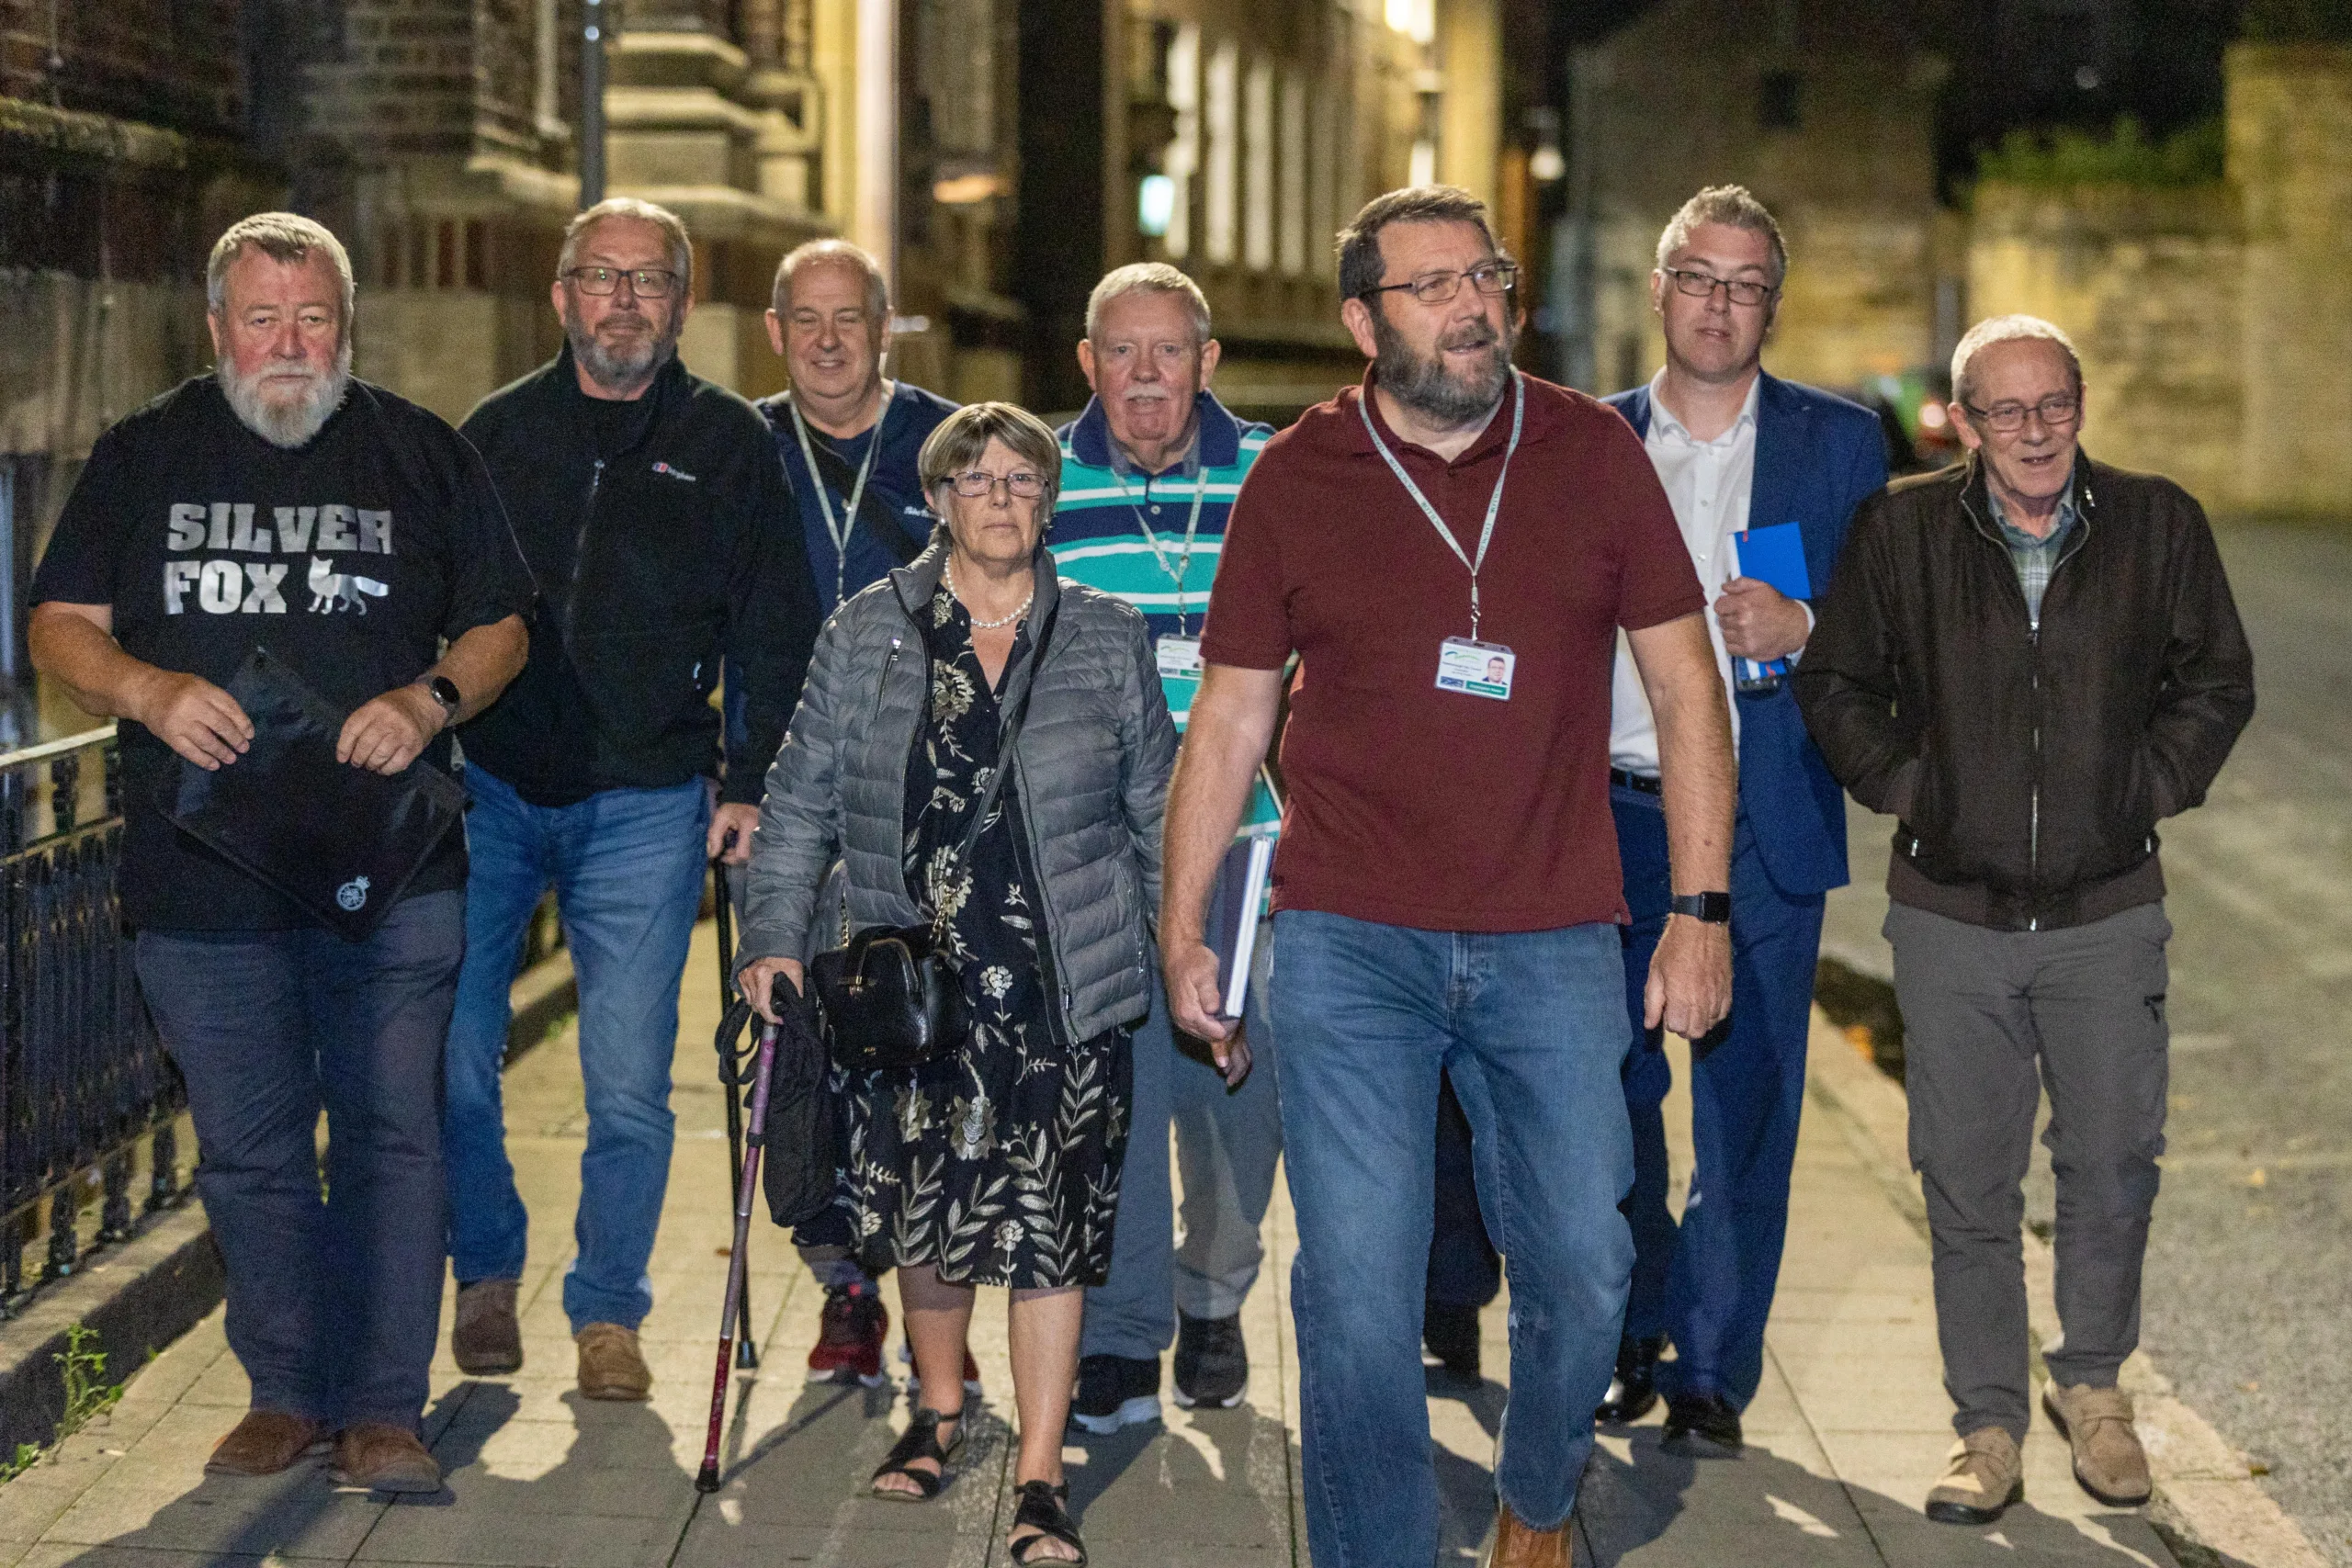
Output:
top-left (219, 339), bottom-right (353, 449)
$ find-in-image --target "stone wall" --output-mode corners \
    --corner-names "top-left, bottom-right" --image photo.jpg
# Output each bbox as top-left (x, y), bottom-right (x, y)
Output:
top-left (2231, 43), bottom-right (2352, 518)
top-left (1967, 184), bottom-right (2245, 511)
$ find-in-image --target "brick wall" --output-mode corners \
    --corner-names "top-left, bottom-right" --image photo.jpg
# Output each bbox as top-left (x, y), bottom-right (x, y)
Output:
top-left (0, 0), bottom-right (243, 138)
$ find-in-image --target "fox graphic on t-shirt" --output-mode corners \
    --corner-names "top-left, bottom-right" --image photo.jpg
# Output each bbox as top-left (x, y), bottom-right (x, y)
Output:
top-left (307, 558), bottom-right (389, 615)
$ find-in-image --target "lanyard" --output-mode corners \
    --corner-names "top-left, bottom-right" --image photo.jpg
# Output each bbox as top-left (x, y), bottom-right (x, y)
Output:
top-left (1358, 369), bottom-right (1525, 641)
top-left (788, 386), bottom-right (889, 608)
top-left (1107, 456), bottom-right (1209, 636)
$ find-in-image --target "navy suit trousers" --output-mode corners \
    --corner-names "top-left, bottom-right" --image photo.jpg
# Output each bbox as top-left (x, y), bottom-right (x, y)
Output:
top-left (1614, 784), bottom-right (1824, 1408)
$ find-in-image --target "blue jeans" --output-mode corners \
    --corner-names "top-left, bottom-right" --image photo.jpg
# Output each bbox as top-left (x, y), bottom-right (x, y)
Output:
top-left (1270, 911), bottom-right (1633, 1564)
top-left (1616, 785), bottom-right (1824, 1406)
top-left (136, 891), bottom-right (463, 1430)
top-left (443, 764), bottom-right (710, 1333)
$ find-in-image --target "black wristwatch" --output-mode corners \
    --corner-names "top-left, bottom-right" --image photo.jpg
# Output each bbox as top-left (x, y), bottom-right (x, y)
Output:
top-left (1668, 892), bottom-right (1732, 924)
top-left (420, 674), bottom-right (462, 722)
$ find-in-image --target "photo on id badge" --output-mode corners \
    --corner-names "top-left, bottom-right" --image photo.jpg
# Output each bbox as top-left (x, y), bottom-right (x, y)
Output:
top-left (1436, 637), bottom-right (1514, 700)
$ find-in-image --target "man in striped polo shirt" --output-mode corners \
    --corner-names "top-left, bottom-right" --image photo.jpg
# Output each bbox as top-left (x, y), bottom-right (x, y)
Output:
top-left (1052, 263), bottom-right (1284, 1427)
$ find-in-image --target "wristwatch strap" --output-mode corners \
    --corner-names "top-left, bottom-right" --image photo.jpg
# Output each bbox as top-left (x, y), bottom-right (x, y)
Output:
top-left (1668, 891), bottom-right (1731, 924)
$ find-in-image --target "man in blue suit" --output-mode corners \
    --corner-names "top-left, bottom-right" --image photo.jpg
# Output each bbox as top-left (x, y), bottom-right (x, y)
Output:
top-left (1596, 186), bottom-right (1888, 1451)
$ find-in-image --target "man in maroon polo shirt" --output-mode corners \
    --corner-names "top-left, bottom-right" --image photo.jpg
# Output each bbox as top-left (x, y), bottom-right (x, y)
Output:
top-left (1162, 186), bottom-right (1736, 1568)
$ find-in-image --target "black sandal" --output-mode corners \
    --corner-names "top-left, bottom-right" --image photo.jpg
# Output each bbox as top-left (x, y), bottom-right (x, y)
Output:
top-left (869, 1406), bottom-right (965, 1501)
top-left (1009, 1479), bottom-right (1087, 1564)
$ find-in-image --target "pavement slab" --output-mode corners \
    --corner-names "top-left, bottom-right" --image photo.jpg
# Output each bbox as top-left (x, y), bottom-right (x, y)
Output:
top-left (0, 918), bottom-right (2217, 1565)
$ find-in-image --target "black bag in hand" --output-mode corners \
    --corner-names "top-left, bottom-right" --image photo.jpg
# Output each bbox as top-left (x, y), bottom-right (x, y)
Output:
top-left (730, 987), bottom-right (840, 1230)
top-left (156, 646), bottom-right (468, 942)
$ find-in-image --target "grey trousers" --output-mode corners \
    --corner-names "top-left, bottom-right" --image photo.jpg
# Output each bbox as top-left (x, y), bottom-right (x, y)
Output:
top-left (1887, 899), bottom-right (2171, 1443)
top-left (1083, 924), bottom-right (1283, 1358)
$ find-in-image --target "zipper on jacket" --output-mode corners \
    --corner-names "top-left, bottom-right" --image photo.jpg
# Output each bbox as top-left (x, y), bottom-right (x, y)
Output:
top-left (874, 634), bottom-right (903, 725)
top-left (565, 457), bottom-right (605, 636)
top-left (2028, 624), bottom-right (2041, 931)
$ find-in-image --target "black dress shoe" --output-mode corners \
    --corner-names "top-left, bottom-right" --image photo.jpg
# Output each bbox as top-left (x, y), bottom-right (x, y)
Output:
top-left (1422, 1303), bottom-right (1482, 1380)
top-left (1594, 1335), bottom-right (1664, 1424)
top-left (1661, 1390), bottom-right (1743, 1454)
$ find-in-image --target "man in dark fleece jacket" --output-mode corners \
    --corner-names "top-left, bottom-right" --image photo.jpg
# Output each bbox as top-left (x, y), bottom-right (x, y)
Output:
top-left (1796, 313), bottom-right (2252, 1529)
top-left (442, 197), bottom-right (820, 1401)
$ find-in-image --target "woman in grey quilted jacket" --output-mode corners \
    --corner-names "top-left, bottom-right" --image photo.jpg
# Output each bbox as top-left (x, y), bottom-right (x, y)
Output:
top-left (737, 401), bottom-right (1174, 1563)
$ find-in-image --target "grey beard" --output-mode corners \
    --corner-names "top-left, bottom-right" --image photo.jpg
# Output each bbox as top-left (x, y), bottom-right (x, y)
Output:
top-left (566, 307), bottom-right (678, 393)
top-left (218, 341), bottom-right (352, 449)
top-left (1371, 312), bottom-right (1514, 428)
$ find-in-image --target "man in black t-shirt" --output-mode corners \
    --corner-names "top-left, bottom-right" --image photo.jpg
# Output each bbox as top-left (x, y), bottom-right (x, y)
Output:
top-left (28, 212), bottom-right (531, 1495)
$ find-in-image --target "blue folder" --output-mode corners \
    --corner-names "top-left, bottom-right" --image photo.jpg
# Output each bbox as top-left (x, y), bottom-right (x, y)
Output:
top-left (1731, 522), bottom-right (1811, 687)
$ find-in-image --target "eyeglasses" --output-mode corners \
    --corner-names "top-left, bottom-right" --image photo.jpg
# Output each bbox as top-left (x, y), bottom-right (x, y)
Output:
top-left (1962, 394), bottom-right (2082, 434)
top-left (562, 266), bottom-right (682, 299)
top-left (1659, 266), bottom-right (1777, 308)
top-left (946, 469), bottom-right (1047, 499)
top-left (1361, 261), bottom-right (1519, 306)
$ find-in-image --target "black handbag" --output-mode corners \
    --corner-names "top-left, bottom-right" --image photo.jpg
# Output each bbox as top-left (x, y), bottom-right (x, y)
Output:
top-left (724, 987), bottom-right (840, 1230)
top-left (810, 616), bottom-right (1045, 1073)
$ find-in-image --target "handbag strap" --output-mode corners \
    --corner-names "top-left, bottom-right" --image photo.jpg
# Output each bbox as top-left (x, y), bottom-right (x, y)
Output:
top-left (927, 597), bottom-right (1054, 940)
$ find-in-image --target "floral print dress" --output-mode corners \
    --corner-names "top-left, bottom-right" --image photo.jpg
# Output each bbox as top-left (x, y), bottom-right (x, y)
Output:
top-left (834, 584), bottom-right (1134, 1289)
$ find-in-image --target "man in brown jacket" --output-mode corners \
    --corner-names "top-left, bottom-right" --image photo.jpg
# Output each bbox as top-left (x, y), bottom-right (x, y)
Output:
top-left (1794, 314), bottom-right (2254, 1527)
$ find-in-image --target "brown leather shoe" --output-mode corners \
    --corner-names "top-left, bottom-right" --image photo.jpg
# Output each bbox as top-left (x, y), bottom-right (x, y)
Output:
top-left (575, 1321), bottom-right (652, 1401)
top-left (2042, 1382), bottom-right (2153, 1506)
top-left (329, 1421), bottom-right (441, 1494)
top-left (1927, 1426), bottom-right (2024, 1525)
top-left (452, 1278), bottom-right (524, 1375)
top-left (206, 1409), bottom-right (326, 1475)
top-left (1481, 1504), bottom-right (1572, 1568)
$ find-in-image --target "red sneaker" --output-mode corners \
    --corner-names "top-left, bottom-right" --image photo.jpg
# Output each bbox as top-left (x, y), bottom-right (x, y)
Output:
top-left (807, 1282), bottom-right (888, 1387)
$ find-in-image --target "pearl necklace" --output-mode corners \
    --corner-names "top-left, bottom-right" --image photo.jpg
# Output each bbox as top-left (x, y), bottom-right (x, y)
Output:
top-left (944, 558), bottom-right (1033, 630)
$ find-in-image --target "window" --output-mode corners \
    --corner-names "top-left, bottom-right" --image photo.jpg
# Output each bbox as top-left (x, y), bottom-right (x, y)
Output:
top-left (1244, 57), bottom-right (1274, 272)
top-left (1164, 24), bottom-right (1199, 259)
top-left (1279, 70), bottom-right (1307, 276)
top-left (1204, 39), bottom-right (1238, 265)
top-left (1759, 69), bottom-right (1802, 131)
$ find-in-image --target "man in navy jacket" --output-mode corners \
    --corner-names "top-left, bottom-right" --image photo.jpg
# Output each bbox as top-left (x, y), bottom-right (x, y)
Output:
top-left (1596, 186), bottom-right (1887, 1450)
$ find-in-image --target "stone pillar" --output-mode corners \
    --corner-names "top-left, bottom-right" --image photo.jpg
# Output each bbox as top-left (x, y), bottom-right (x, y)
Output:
top-left (2231, 42), bottom-right (2352, 517)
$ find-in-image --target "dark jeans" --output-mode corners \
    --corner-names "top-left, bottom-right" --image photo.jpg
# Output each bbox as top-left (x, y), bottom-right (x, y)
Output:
top-left (136, 890), bottom-right (462, 1430)
top-left (1616, 787), bottom-right (1824, 1407)
top-left (1888, 899), bottom-right (2171, 1442)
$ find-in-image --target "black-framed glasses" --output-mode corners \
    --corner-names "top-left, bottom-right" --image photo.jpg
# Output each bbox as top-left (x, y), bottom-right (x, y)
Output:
top-left (1659, 266), bottom-right (1777, 308)
top-left (1962, 394), bottom-right (2082, 434)
top-left (1361, 260), bottom-right (1519, 306)
top-left (562, 266), bottom-right (682, 299)
top-left (946, 469), bottom-right (1047, 500)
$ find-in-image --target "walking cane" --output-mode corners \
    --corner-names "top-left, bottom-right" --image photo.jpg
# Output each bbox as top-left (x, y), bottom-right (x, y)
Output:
top-left (696, 994), bottom-right (781, 1495)
top-left (711, 860), bottom-right (759, 1371)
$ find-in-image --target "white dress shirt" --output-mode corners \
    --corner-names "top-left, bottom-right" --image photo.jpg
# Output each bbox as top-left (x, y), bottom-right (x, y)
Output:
top-left (1610, 371), bottom-right (1759, 777)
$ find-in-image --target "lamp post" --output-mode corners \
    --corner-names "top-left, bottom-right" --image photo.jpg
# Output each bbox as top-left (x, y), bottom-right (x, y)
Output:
top-left (580, 0), bottom-right (608, 209)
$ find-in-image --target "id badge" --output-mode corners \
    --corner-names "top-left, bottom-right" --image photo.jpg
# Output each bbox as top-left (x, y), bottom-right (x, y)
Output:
top-left (1157, 635), bottom-right (1205, 682)
top-left (1436, 637), bottom-right (1515, 700)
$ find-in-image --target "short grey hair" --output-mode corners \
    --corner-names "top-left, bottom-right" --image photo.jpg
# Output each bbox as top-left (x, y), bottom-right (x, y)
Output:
top-left (1337, 186), bottom-right (1504, 302)
top-left (1951, 314), bottom-right (2083, 406)
top-left (1085, 263), bottom-right (1212, 345)
top-left (207, 212), bottom-right (356, 326)
top-left (1655, 185), bottom-right (1787, 286)
top-left (773, 238), bottom-right (889, 321)
top-left (918, 402), bottom-right (1064, 524)
top-left (560, 197), bottom-right (693, 293)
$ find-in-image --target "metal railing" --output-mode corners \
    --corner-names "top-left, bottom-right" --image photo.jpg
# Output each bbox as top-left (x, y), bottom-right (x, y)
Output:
top-left (0, 724), bottom-right (186, 1304)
